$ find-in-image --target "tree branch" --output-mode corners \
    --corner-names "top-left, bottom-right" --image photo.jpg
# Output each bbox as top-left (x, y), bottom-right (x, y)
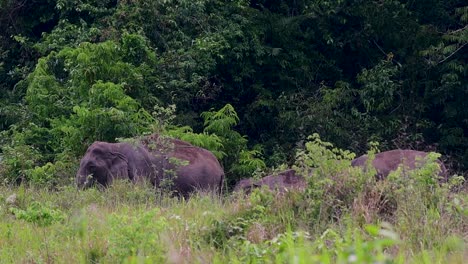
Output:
top-left (437, 43), bottom-right (467, 65)
top-left (371, 40), bottom-right (402, 67)
top-left (447, 25), bottom-right (468, 35)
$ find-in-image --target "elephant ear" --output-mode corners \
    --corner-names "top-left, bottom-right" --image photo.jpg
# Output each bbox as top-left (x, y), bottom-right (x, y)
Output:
top-left (108, 152), bottom-right (129, 183)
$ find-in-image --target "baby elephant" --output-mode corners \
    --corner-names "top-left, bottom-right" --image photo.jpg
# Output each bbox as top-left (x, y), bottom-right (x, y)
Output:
top-left (351, 149), bottom-right (448, 181)
top-left (234, 169), bottom-right (306, 194)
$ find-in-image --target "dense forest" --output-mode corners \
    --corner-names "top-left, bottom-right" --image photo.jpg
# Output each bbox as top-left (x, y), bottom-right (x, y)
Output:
top-left (0, 0), bottom-right (467, 184)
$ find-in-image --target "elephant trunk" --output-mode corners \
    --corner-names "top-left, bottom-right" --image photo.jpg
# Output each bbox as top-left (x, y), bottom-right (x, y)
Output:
top-left (76, 167), bottom-right (94, 189)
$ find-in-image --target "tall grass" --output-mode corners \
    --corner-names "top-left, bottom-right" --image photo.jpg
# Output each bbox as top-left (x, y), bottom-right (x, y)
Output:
top-left (0, 139), bottom-right (466, 263)
top-left (0, 176), bottom-right (465, 263)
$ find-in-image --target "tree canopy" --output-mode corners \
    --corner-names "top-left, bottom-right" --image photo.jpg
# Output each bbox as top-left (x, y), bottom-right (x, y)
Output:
top-left (0, 0), bottom-right (467, 185)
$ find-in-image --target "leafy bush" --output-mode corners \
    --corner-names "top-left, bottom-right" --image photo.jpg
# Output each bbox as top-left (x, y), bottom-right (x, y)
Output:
top-left (10, 201), bottom-right (66, 227)
top-left (383, 154), bottom-right (466, 249)
top-left (293, 134), bottom-right (370, 224)
top-left (292, 133), bottom-right (467, 236)
top-left (206, 195), bottom-right (269, 248)
top-left (166, 126), bottom-right (225, 160)
top-left (51, 81), bottom-right (154, 155)
top-left (168, 104), bottom-right (266, 185)
top-left (200, 104), bottom-right (266, 179)
top-left (1, 34), bottom-right (159, 185)
top-left (0, 137), bottom-right (43, 185)
top-left (216, 223), bottom-right (399, 263)
top-left (24, 162), bottom-right (57, 186)
top-left (26, 36), bottom-right (157, 154)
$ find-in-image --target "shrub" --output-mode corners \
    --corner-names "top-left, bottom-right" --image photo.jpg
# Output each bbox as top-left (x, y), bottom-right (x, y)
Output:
top-left (216, 223), bottom-right (399, 263)
top-left (293, 134), bottom-right (372, 225)
top-left (169, 104), bottom-right (266, 185)
top-left (1, 34), bottom-right (158, 186)
top-left (0, 132), bottom-right (44, 185)
top-left (10, 201), bottom-right (66, 227)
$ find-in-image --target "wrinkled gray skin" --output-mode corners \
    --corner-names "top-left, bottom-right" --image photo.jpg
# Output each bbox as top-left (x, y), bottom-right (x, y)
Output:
top-left (76, 139), bottom-right (224, 198)
top-left (234, 169), bottom-right (306, 194)
top-left (351, 149), bottom-right (448, 181)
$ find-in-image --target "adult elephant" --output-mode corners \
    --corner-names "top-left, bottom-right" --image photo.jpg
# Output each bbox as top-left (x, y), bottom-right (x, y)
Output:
top-left (76, 134), bottom-right (224, 197)
top-left (234, 169), bottom-right (306, 194)
top-left (351, 149), bottom-right (448, 181)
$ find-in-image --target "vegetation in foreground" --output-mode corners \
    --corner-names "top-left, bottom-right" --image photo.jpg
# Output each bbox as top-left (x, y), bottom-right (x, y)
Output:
top-left (0, 139), bottom-right (466, 263)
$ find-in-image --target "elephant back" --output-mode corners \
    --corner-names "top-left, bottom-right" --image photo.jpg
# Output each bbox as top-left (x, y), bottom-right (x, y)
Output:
top-left (351, 149), bottom-right (448, 181)
top-left (140, 133), bottom-right (224, 196)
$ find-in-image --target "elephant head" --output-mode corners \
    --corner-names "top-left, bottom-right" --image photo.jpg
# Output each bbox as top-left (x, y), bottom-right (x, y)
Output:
top-left (76, 142), bottom-right (130, 188)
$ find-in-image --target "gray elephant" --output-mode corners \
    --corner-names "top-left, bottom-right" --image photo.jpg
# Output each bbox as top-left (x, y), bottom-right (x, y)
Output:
top-left (351, 149), bottom-right (448, 181)
top-left (76, 134), bottom-right (224, 197)
top-left (234, 169), bottom-right (306, 194)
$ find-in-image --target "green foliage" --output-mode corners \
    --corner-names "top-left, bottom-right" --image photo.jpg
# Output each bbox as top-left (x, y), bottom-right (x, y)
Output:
top-left (1, 33), bottom-right (159, 184)
top-left (34, 20), bottom-right (102, 55)
top-left (263, 224), bottom-right (398, 264)
top-left (27, 36), bottom-right (158, 124)
top-left (207, 200), bottom-right (268, 248)
top-left (0, 135), bottom-right (44, 185)
top-left (55, 0), bottom-right (117, 19)
top-left (10, 201), bottom-right (65, 227)
top-left (201, 104), bottom-right (240, 135)
top-left (382, 154), bottom-right (467, 249)
top-left (1, 0), bottom-right (468, 177)
top-left (215, 224), bottom-right (398, 263)
top-left (419, 4), bottom-right (468, 170)
top-left (108, 209), bottom-right (167, 261)
top-left (25, 162), bottom-right (57, 186)
top-left (189, 104), bottom-right (267, 181)
top-left (0, 173), bottom-right (466, 263)
top-left (51, 81), bottom-right (153, 154)
top-left (294, 134), bottom-right (372, 224)
top-left (163, 104), bottom-right (265, 185)
top-left (292, 133), bottom-right (467, 244)
top-left (166, 126), bottom-right (225, 160)
top-left (357, 60), bottom-right (401, 112)
top-left (229, 148), bottom-right (266, 178)
top-left (201, 104), bottom-right (266, 179)
top-left (315, 224), bottom-right (398, 264)
top-left (295, 133), bottom-right (356, 174)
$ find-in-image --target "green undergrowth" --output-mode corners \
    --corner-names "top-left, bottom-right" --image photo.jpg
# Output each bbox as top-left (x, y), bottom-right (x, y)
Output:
top-left (0, 178), bottom-right (466, 263)
top-left (0, 136), bottom-right (466, 263)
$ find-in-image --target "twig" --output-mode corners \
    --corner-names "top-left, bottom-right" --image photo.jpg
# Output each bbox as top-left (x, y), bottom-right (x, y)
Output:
top-left (447, 25), bottom-right (468, 35)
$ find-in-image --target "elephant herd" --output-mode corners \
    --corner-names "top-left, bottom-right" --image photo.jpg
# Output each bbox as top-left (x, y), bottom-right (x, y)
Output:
top-left (76, 134), bottom-right (448, 198)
